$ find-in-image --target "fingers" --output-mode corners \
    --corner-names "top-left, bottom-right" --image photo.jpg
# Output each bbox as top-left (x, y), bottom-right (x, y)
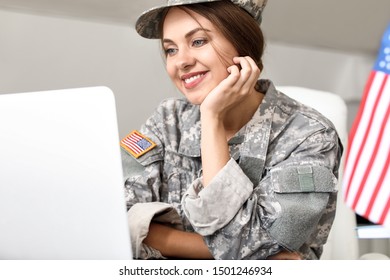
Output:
top-left (200, 55), bottom-right (260, 114)
top-left (226, 64), bottom-right (241, 79)
top-left (230, 56), bottom-right (260, 94)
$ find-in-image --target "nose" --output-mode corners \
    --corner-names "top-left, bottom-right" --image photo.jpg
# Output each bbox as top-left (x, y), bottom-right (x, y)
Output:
top-left (176, 49), bottom-right (196, 70)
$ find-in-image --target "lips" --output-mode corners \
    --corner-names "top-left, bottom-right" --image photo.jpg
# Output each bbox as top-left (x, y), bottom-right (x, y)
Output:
top-left (181, 71), bottom-right (208, 89)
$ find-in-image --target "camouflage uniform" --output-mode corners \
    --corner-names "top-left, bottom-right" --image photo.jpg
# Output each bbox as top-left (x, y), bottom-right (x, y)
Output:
top-left (122, 79), bottom-right (343, 259)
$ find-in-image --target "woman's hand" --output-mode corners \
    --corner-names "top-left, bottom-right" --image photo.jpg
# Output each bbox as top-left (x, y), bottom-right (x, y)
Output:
top-left (200, 56), bottom-right (260, 120)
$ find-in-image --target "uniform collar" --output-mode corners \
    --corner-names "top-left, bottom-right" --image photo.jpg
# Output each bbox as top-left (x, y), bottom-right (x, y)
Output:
top-left (238, 79), bottom-right (277, 185)
top-left (178, 105), bottom-right (202, 157)
top-left (177, 79), bottom-right (278, 159)
top-left (239, 79), bottom-right (276, 159)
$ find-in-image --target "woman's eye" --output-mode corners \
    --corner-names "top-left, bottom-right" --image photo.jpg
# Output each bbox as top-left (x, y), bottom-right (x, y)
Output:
top-left (165, 48), bottom-right (177, 56)
top-left (192, 38), bottom-right (207, 47)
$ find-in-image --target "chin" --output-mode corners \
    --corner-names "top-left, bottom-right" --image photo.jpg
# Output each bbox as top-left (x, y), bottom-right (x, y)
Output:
top-left (179, 91), bottom-right (204, 105)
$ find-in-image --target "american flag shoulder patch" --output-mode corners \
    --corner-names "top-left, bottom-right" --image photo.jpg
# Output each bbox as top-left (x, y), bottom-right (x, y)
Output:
top-left (120, 130), bottom-right (156, 158)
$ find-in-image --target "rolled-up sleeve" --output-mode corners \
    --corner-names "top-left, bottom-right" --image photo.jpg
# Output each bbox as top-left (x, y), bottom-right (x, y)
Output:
top-left (182, 158), bottom-right (253, 235)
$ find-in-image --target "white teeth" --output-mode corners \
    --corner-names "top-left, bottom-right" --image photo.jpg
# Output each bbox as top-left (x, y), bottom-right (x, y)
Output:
top-left (184, 74), bottom-right (203, 84)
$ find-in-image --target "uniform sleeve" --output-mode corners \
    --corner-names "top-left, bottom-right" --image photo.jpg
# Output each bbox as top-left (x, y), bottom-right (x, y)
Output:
top-left (128, 201), bottom-right (183, 259)
top-left (122, 147), bottom-right (163, 209)
top-left (121, 112), bottom-right (171, 259)
top-left (182, 126), bottom-right (342, 260)
top-left (121, 113), bottom-right (165, 210)
top-left (181, 158), bottom-right (253, 235)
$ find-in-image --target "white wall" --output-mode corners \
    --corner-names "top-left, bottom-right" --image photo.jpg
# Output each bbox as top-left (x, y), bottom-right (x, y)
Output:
top-left (0, 9), bottom-right (178, 138)
top-left (0, 9), bottom-right (377, 136)
top-left (262, 41), bottom-right (375, 101)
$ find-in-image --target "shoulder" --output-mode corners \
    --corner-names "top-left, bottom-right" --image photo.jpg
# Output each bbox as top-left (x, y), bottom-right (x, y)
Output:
top-left (268, 90), bottom-right (339, 147)
top-left (276, 90), bottom-right (336, 131)
top-left (258, 80), bottom-right (336, 132)
top-left (256, 79), bottom-right (333, 127)
top-left (261, 84), bottom-right (343, 163)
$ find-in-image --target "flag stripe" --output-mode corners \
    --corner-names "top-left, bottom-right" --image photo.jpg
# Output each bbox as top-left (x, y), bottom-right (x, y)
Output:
top-left (379, 192), bottom-right (390, 225)
top-left (362, 115), bottom-right (390, 220)
top-left (124, 137), bottom-right (144, 153)
top-left (122, 138), bottom-right (142, 153)
top-left (343, 72), bottom-right (383, 201)
top-left (343, 73), bottom-right (386, 203)
top-left (362, 106), bottom-right (390, 217)
top-left (347, 75), bottom-right (390, 220)
top-left (366, 149), bottom-right (390, 221)
top-left (351, 75), bottom-right (389, 209)
top-left (125, 134), bottom-right (143, 146)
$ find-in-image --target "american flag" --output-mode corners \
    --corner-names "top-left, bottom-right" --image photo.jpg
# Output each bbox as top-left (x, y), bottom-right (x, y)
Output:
top-left (342, 23), bottom-right (390, 227)
top-left (120, 130), bottom-right (156, 158)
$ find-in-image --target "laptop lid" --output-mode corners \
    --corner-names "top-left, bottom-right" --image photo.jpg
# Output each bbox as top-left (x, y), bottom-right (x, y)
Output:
top-left (0, 87), bottom-right (132, 260)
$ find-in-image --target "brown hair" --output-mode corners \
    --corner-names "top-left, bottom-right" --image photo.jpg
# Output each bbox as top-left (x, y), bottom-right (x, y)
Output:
top-left (159, 0), bottom-right (265, 71)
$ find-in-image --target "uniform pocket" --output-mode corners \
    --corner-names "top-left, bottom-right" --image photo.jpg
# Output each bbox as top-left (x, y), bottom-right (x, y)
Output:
top-left (268, 165), bottom-right (337, 250)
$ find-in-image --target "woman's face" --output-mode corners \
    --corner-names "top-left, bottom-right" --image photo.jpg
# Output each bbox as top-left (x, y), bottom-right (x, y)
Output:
top-left (162, 7), bottom-right (239, 105)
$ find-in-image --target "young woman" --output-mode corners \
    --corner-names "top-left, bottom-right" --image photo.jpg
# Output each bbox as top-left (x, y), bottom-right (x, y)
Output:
top-left (121, 0), bottom-right (343, 260)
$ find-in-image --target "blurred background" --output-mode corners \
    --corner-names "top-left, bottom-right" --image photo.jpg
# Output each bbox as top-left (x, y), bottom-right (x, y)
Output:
top-left (1, 0), bottom-right (389, 135)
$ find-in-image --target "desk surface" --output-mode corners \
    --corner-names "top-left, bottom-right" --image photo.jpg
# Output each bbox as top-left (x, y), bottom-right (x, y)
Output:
top-left (356, 225), bottom-right (390, 239)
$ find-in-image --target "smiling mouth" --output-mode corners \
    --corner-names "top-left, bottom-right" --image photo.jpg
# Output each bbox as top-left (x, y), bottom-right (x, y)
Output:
top-left (181, 72), bottom-right (207, 89)
top-left (184, 73), bottom-right (205, 84)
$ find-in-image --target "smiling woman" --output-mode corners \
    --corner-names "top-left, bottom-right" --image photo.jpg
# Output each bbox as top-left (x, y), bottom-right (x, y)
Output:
top-left (121, 0), bottom-right (343, 260)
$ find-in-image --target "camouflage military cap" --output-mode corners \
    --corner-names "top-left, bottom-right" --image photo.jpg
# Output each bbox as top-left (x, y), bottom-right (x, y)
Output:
top-left (135, 0), bottom-right (268, 39)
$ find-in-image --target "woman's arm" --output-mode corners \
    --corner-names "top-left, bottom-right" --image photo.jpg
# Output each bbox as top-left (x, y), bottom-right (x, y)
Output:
top-left (200, 56), bottom-right (260, 186)
top-left (143, 222), bottom-right (213, 259)
top-left (143, 223), bottom-right (301, 259)
top-left (144, 223), bottom-right (302, 260)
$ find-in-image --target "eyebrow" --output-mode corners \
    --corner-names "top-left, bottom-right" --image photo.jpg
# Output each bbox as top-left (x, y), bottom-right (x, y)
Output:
top-left (162, 27), bottom-right (211, 44)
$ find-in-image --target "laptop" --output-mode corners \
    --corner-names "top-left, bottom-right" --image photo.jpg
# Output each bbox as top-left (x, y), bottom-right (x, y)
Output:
top-left (0, 87), bottom-right (132, 260)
